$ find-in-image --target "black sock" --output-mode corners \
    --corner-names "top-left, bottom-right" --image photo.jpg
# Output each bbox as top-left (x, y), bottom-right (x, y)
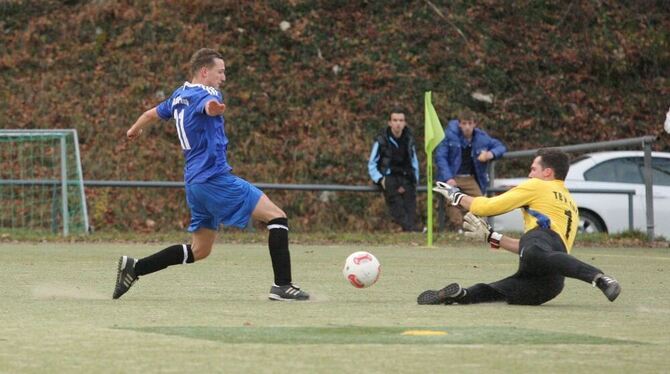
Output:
top-left (459, 283), bottom-right (507, 304)
top-left (135, 244), bottom-right (194, 276)
top-left (268, 217), bottom-right (292, 286)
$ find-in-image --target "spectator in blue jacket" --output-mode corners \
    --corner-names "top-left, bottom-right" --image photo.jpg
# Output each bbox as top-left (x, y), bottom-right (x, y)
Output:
top-left (434, 108), bottom-right (506, 231)
top-left (368, 108), bottom-right (421, 232)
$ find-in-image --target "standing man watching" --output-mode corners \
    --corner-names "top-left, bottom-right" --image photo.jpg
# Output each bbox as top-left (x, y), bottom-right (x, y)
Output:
top-left (368, 107), bottom-right (421, 232)
top-left (418, 148), bottom-right (621, 306)
top-left (434, 108), bottom-right (506, 232)
top-left (116, 48), bottom-right (309, 301)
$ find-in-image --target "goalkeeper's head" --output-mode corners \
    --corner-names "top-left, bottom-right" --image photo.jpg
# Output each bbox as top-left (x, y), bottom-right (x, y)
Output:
top-left (530, 148), bottom-right (570, 181)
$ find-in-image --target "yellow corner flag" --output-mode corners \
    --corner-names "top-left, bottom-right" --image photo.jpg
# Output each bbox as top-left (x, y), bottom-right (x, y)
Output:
top-left (424, 92), bottom-right (445, 246)
top-left (425, 92), bottom-right (445, 154)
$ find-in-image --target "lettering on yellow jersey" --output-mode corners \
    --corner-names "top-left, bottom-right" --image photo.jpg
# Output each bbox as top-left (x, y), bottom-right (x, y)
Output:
top-left (553, 190), bottom-right (578, 240)
top-left (552, 191), bottom-right (577, 212)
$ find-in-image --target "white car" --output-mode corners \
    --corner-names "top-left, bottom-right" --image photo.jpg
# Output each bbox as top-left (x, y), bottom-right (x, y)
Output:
top-left (489, 151), bottom-right (670, 238)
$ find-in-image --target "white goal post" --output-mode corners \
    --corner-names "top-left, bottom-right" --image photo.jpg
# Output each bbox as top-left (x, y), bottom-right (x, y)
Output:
top-left (0, 129), bottom-right (89, 236)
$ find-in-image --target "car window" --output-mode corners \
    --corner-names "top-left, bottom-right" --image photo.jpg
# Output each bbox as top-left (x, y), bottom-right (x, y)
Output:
top-left (583, 157), bottom-right (643, 184)
top-left (652, 157), bottom-right (670, 186)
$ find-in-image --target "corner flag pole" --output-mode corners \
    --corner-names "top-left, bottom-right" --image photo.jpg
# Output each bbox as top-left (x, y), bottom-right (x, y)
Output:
top-left (427, 153), bottom-right (435, 246)
top-left (424, 92), bottom-right (445, 247)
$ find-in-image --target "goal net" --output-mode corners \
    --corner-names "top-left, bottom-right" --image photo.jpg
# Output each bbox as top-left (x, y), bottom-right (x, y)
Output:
top-left (0, 129), bottom-right (89, 236)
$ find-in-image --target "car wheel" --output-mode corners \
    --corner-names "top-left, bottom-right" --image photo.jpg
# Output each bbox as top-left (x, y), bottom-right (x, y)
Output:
top-left (578, 210), bottom-right (607, 234)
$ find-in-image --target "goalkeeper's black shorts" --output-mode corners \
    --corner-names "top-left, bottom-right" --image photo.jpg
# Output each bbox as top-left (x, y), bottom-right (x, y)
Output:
top-left (489, 228), bottom-right (568, 305)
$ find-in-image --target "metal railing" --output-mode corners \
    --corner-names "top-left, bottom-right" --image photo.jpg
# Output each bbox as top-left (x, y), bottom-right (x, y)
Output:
top-left (77, 180), bottom-right (415, 192)
top-left (0, 179), bottom-right (427, 192)
top-left (1, 178), bottom-right (636, 234)
top-left (1, 136), bottom-right (656, 238)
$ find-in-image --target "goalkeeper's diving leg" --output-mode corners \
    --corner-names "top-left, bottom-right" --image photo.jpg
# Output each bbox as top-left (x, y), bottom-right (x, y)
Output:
top-left (417, 282), bottom-right (507, 305)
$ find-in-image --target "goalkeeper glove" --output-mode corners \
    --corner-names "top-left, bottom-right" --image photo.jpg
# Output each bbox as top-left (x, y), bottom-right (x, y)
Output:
top-left (463, 212), bottom-right (503, 249)
top-left (433, 181), bottom-right (466, 206)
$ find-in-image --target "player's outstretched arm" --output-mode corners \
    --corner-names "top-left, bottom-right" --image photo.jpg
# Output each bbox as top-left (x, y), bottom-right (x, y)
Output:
top-left (433, 181), bottom-right (475, 209)
top-left (127, 108), bottom-right (160, 140)
top-left (205, 100), bottom-right (226, 116)
top-left (463, 212), bottom-right (520, 254)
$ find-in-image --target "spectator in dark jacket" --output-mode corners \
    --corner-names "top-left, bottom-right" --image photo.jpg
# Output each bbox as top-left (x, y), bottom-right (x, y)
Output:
top-left (434, 108), bottom-right (506, 231)
top-left (368, 108), bottom-right (420, 232)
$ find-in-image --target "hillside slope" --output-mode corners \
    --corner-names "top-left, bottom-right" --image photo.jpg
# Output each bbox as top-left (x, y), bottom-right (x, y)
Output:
top-left (1, 0), bottom-right (668, 231)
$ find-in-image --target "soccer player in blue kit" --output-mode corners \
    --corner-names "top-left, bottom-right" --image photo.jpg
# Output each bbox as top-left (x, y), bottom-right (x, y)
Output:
top-left (115, 48), bottom-right (309, 301)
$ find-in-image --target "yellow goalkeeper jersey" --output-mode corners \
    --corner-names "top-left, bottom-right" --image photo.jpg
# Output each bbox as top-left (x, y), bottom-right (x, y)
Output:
top-left (470, 178), bottom-right (579, 252)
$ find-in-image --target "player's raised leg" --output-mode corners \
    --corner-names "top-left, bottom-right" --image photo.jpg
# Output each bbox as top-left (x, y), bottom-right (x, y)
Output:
top-left (252, 194), bottom-right (309, 301)
top-left (190, 228), bottom-right (217, 261)
top-left (112, 229), bottom-right (215, 299)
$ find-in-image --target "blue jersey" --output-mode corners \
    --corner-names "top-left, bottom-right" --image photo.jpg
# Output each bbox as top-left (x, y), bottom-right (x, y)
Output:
top-left (156, 82), bottom-right (232, 184)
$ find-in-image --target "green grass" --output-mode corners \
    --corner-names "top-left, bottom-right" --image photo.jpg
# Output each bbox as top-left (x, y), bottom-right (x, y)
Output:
top-left (125, 326), bottom-right (639, 345)
top-left (1, 242), bottom-right (669, 373)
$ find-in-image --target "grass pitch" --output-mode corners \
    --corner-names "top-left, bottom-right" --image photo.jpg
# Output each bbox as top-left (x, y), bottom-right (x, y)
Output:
top-left (1, 241), bottom-right (669, 373)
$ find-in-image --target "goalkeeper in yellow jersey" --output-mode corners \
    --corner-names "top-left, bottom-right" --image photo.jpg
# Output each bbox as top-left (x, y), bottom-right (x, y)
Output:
top-left (418, 148), bottom-right (621, 305)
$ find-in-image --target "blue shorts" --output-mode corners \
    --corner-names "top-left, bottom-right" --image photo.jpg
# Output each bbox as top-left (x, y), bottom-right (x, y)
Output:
top-left (185, 174), bottom-right (263, 232)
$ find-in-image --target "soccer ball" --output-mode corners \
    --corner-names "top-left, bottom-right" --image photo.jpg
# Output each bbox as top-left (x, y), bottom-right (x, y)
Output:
top-left (342, 251), bottom-right (381, 288)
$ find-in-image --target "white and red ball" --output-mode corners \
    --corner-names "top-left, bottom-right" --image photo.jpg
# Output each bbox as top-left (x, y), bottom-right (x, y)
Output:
top-left (342, 251), bottom-right (381, 288)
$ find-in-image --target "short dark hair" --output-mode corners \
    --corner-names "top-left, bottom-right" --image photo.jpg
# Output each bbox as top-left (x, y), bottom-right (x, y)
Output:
top-left (536, 148), bottom-right (570, 180)
top-left (457, 107), bottom-right (478, 122)
top-left (390, 107), bottom-right (406, 118)
top-left (189, 48), bottom-right (223, 77)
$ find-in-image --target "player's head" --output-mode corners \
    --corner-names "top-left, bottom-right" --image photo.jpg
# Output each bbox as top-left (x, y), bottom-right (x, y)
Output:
top-left (457, 108), bottom-right (478, 139)
top-left (388, 107), bottom-right (407, 137)
top-left (529, 148), bottom-right (570, 181)
top-left (189, 48), bottom-right (226, 88)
